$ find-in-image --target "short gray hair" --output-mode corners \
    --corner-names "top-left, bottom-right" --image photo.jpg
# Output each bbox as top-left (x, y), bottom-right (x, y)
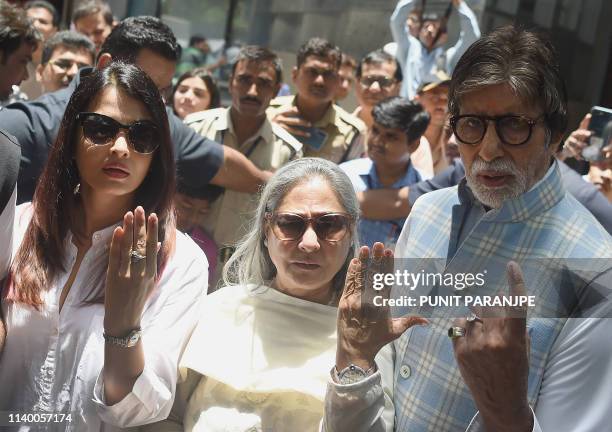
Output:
top-left (223, 158), bottom-right (359, 296)
top-left (449, 25), bottom-right (568, 138)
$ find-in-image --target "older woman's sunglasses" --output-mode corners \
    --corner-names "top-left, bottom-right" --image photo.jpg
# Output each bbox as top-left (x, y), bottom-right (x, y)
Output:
top-left (76, 112), bottom-right (160, 154)
top-left (266, 212), bottom-right (353, 242)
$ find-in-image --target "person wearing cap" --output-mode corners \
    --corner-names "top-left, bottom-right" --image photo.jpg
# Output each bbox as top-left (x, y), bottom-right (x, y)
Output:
top-left (416, 74), bottom-right (452, 174)
top-left (390, 0), bottom-right (480, 99)
top-left (324, 26), bottom-right (612, 432)
top-left (185, 46), bottom-right (303, 287)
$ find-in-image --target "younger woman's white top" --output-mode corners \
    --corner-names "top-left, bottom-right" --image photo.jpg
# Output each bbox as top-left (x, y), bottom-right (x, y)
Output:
top-left (0, 203), bottom-right (209, 431)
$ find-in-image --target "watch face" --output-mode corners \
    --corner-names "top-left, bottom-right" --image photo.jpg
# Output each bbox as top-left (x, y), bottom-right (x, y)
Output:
top-left (127, 330), bottom-right (142, 347)
top-left (339, 365), bottom-right (367, 384)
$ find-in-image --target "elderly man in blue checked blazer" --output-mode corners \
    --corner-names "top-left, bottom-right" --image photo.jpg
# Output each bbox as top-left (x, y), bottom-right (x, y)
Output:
top-left (323, 26), bottom-right (612, 432)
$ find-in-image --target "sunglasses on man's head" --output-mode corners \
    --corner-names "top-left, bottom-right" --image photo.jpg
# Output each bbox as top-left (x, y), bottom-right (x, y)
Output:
top-left (266, 212), bottom-right (353, 242)
top-left (76, 112), bottom-right (160, 154)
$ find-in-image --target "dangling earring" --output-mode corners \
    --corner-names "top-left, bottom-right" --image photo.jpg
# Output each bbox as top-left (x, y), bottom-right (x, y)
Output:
top-left (73, 183), bottom-right (81, 195)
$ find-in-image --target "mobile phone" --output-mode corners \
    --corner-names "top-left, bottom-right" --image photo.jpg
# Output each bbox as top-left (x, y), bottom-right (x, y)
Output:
top-left (293, 126), bottom-right (329, 152)
top-left (582, 106), bottom-right (612, 162)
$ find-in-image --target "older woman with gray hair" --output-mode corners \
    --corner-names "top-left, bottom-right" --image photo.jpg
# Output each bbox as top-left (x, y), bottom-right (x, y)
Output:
top-left (144, 158), bottom-right (396, 431)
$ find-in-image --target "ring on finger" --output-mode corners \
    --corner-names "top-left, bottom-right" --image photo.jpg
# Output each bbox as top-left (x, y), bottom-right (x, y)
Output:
top-left (466, 312), bottom-right (483, 323)
top-left (130, 250), bottom-right (146, 263)
top-left (448, 326), bottom-right (466, 339)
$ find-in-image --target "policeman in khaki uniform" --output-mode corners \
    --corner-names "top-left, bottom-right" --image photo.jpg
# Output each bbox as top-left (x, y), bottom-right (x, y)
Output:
top-left (267, 37), bottom-right (366, 164)
top-left (268, 94), bottom-right (364, 163)
top-left (184, 46), bottom-right (302, 286)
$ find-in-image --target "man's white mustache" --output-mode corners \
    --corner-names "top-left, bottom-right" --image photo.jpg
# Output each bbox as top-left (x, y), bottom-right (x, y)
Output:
top-left (471, 158), bottom-right (517, 177)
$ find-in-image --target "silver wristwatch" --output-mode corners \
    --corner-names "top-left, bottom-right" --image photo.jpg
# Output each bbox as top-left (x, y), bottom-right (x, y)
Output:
top-left (334, 363), bottom-right (376, 385)
top-left (103, 328), bottom-right (142, 348)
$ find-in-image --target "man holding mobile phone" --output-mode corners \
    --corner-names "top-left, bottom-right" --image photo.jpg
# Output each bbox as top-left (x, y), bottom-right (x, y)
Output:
top-left (561, 108), bottom-right (612, 164)
top-left (268, 38), bottom-right (365, 163)
top-left (560, 108), bottom-right (612, 201)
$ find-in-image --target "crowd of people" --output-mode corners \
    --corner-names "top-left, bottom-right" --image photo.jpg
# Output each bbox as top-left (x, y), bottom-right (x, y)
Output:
top-left (0, 0), bottom-right (611, 431)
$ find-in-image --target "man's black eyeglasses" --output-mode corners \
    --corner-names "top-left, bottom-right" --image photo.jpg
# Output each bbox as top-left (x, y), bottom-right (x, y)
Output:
top-left (450, 114), bottom-right (546, 146)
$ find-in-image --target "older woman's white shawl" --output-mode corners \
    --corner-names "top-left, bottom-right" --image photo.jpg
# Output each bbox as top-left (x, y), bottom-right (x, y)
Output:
top-left (177, 284), bottom-right (394, 431)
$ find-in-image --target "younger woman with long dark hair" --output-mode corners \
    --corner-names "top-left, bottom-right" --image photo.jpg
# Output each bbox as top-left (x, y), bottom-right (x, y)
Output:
top-left (0, 62), bottom-right (208, 430)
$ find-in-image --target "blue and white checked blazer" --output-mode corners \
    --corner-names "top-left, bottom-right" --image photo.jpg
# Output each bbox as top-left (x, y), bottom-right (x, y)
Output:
top-left (392, 161), bottom-right (612, 431)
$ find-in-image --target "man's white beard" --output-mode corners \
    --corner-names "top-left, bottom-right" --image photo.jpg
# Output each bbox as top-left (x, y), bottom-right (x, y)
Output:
top-left (465, 157), bottom-right (530, 209)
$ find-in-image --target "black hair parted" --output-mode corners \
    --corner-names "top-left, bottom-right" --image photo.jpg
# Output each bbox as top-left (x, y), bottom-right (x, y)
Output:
top-left (372, 96), bottom-right (430, 143)
top-left (98, 16), bottom-right (180, 63)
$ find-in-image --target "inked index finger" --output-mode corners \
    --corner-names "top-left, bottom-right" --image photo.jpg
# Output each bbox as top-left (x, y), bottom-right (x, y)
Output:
top-left (505, 261), bottom-right (528, 324)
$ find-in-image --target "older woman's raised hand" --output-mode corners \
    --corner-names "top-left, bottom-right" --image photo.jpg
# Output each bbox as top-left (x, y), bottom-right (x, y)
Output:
top-left (103, 206), bottom-right (159, 336)
top-left (336, 242), bottom-right (427, 371)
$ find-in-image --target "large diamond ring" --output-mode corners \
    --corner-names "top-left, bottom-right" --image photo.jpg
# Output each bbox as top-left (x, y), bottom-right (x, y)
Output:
top-left (130, 250), bottom-right (146, 263)
top-left (466, 312), bottom-right (483, 323)
top-left (448, 326), bottom-right (466, 338)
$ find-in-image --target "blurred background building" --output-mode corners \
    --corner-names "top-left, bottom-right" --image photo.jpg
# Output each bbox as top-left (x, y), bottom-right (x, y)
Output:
top-left (10, 0), bottom-right (612, 131)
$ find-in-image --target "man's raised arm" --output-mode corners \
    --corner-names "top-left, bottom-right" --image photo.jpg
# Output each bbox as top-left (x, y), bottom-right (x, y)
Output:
top-left (446, 0), bottom-right (481, 72)
top-left (390, 0), bottom-right (418, 73)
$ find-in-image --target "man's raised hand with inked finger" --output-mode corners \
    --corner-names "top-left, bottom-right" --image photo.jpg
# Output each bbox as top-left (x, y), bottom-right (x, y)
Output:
top-left (451, 261), bottom-right (533, 432)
